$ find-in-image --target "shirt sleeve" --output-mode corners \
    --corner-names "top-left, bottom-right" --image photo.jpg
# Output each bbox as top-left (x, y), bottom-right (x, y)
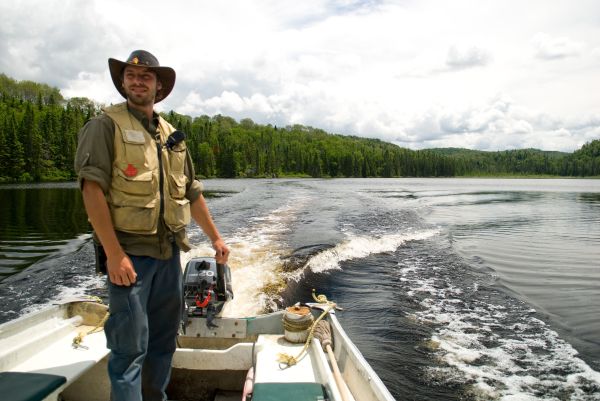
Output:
top-left (184, 148), bottom-right (204, 202)
top-left (74, 114), bottom-right (115, 193)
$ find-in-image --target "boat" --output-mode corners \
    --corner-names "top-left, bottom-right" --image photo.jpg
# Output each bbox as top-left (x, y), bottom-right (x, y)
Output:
top-left (0, 259), bottom-right (396, 401)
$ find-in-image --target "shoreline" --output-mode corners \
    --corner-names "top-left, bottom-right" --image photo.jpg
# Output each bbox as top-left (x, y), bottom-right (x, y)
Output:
top-left (1, 174), bottom-right (600, 187)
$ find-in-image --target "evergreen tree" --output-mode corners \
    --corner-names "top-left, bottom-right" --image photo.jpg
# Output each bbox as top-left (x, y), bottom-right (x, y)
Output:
top-left (18, 102), bottom-right (44, 180)
top-left (4, 111), bottom-right (26, 180)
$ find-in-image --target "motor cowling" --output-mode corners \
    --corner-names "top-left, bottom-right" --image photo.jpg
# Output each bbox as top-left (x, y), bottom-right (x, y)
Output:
top-left (182, 257), bottom-right (233, 328)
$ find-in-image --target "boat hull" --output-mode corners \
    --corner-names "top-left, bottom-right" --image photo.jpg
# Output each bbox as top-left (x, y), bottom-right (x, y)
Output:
top-left (0, 301), bottom-right (395, 401)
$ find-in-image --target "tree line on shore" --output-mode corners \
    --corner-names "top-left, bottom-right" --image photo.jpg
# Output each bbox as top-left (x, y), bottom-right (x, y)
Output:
top-left (0, 73), bottom-right (599, 183)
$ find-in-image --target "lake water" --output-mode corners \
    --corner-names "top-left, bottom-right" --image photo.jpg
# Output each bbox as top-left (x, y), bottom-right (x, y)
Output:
top-left (1, 178), bottom-right (599, 400)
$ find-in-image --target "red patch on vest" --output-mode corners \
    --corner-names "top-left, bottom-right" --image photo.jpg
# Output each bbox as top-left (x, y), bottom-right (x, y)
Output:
top-left (124, 164), bottom-right (138, 177)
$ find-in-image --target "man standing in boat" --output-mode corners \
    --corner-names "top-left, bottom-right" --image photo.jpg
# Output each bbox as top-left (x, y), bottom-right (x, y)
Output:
top-left (74, 50), bottom-right (230, 401)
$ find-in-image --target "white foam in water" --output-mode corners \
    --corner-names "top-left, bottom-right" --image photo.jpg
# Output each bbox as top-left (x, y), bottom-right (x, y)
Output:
top-left (184, 197), bottom-right (311, 317)
top-left (402, 262), bottom-right (600, 399)
top-left (20, 273), bottom-right (107, 317)
top-left (306, 229), bottom-right (440, 274)
top-left (56, 274), bottom-right (107, 300)
top-left (185, 207), bottom-right (439, 317)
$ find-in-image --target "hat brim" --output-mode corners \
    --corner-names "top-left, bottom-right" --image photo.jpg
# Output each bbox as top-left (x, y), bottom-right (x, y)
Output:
top-left (108, 58), bottom-right (176, 103)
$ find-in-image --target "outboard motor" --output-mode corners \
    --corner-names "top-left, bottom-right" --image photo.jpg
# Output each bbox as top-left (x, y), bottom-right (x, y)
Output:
top-left (182, 257), bottom-right (233, 329)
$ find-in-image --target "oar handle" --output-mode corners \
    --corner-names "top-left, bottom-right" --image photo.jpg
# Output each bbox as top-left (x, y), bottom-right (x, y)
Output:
top-left (326, 344), bottom-right (352, 401)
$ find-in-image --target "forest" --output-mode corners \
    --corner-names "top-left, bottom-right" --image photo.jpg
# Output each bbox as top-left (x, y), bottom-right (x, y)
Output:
top-left (1, 73), bottom-right (599, 182)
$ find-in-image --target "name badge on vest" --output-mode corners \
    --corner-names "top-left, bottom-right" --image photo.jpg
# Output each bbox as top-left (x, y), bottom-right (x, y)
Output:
top-left (123, 130), bottom-right (146, 144)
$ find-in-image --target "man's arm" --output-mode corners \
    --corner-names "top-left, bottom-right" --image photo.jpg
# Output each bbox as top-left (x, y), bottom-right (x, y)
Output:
top-left (190, 194), bottom-right (230, 264)
top-left (81, 180), bottom-right (137, 286)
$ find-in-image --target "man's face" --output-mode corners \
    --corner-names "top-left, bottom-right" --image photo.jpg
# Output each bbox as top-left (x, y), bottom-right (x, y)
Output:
top-left (122, 65), bottom-right (163, 106)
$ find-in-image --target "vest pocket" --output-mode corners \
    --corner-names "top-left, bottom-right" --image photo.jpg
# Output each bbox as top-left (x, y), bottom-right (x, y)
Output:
top-left (121, 130), bottom-right (148, 165)
top-left (168, 143), bottom-right (187, 173)
top-left (164, 197), bottom-right (191, 232)
top-left (110, 168), bottom-right (159, 233)
top-left (112, 168), bottom-right (156, 197)
top-left (111, 204), bottom-right (159, 234)
top-left (168, 173), bottom-right (188, 199)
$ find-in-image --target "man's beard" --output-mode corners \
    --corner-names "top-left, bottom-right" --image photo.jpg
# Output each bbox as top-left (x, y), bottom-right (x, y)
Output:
top-left (124, 86), bottom-right (157, 106)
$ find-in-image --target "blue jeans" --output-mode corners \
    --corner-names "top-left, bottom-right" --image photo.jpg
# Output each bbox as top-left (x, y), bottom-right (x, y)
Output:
top-left (105, 246), bottom-right (182, 401)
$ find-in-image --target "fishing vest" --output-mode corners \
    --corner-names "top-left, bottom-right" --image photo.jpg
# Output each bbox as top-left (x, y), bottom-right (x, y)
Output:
top-left (104, 103), bottom-right (190, 234)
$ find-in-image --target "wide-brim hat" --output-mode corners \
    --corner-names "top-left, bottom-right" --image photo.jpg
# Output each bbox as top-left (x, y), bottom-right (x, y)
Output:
top-left (108, 50), bottom-right (176, 103)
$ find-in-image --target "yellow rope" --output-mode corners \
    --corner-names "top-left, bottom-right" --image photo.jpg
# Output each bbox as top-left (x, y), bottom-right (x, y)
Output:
top-left (277, 289), bottom-right (337, 367)
top-left (282, 312), bottom-right (314, 332)
top-left (72, 299), bottom-right (110, 349)
top-left (86, 295), bottom-right (104, 304)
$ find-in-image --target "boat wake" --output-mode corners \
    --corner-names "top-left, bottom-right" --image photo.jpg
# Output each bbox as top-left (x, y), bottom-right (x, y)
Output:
top-left (185, 196), bottom-right (312, 317)
top-left (397, 241), bottom-right (600, 400)
top-left (186, 198), bottom-right (439, 322)
top-left (304, 229), bottom-right (440, 275)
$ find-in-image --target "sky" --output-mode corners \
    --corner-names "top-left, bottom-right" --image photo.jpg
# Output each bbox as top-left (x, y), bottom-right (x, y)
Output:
top-left (1, 0), bottom-right (599, 152)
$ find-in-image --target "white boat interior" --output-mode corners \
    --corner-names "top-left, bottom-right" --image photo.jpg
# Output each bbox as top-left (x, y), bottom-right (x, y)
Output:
top-left (0, 300), bottom-right (395, 401)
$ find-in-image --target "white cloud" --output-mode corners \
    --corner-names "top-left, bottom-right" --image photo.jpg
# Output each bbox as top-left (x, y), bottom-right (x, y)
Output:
top-left (179, 90), bottom-right (275, 117)
top-left (61, 71), bottom-right (119, 105)
top-left (1, 0), bottom-right (599, 152)
top-left (532, 32), bottom-right (584, 60)
top-left (446, 46), bottom-right (492, 70)
top-left (395, 94), bottom-right (600, 152)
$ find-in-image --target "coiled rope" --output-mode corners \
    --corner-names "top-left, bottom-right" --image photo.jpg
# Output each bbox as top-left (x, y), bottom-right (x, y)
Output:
top-left (277, 289), bottom-right (337, 367)
top-left (282, 308), bottom-right (314, 333)
top-left (72, 297), bottom-right (110, 349)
